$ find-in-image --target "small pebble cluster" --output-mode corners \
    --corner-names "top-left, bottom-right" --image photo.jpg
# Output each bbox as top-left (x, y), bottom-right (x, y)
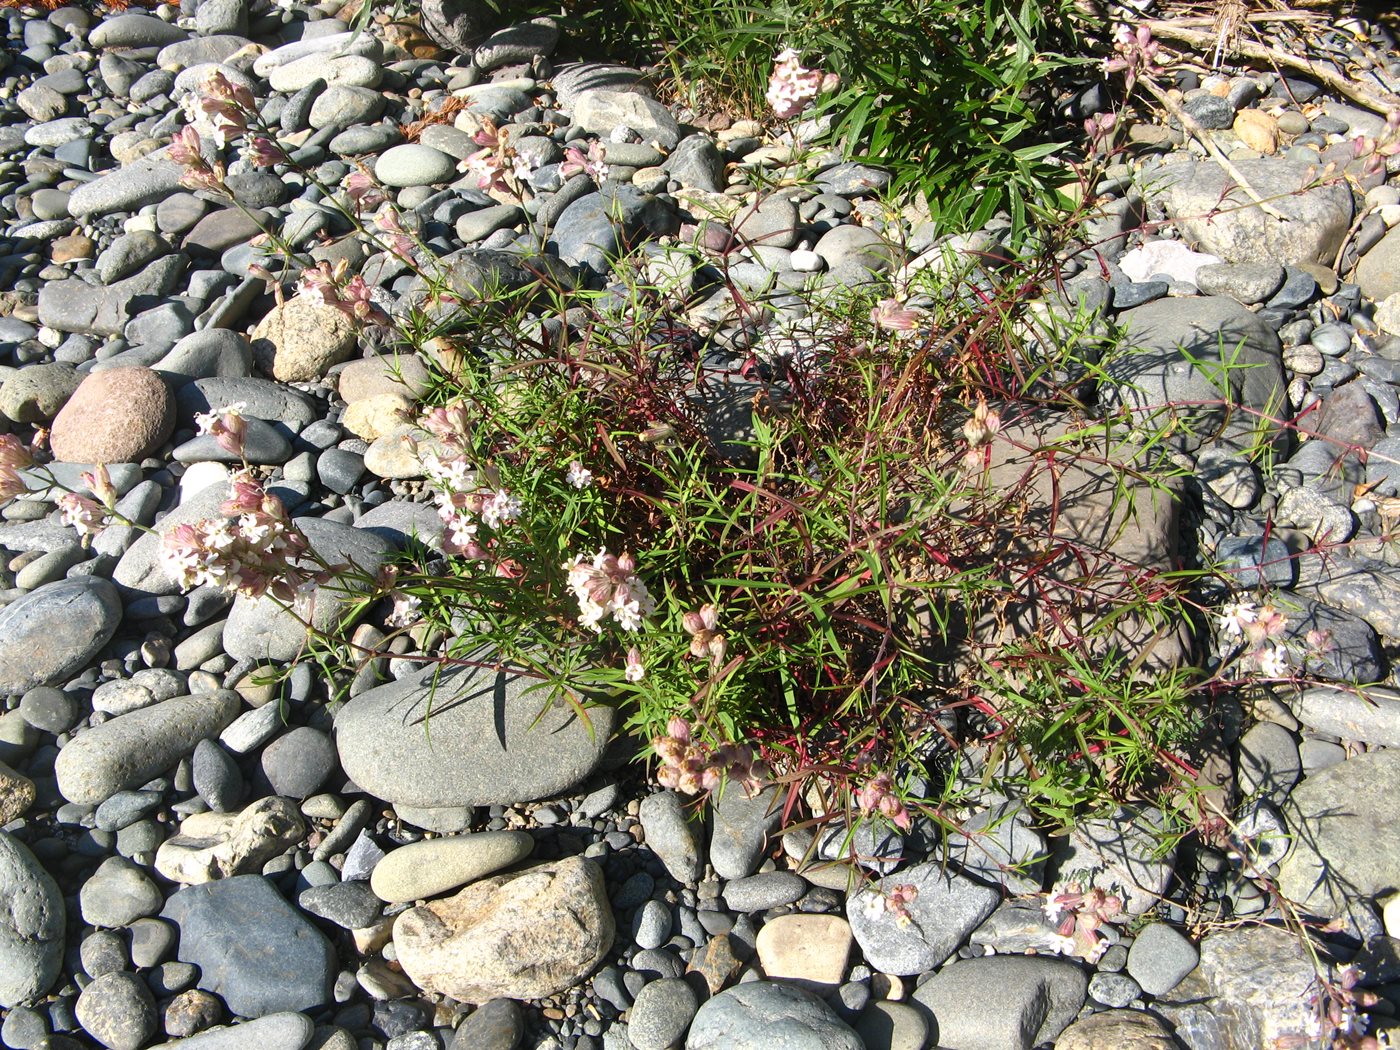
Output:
top-left (3, 1), bottom-right (1400, 1049)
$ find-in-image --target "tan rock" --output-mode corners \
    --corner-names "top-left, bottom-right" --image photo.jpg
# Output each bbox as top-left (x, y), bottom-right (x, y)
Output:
top-left (1056, 1008), bottom-right (1182, 1050)
top-left (363, 424), bottom-right (435, 479)
top-left (1376, 292), bottom-right (1400, 337)
top-left (1233, 109), bottom-right (1279, 154)
top-left (250, 295), bottom-right (358, 382)
top-left (342, 393), bottom-right (414, 442)
top-left (154, 796), bottom-right (306, 884)
top-left (338, 354), bottom-right (432, 403)
top-left (370, 831), bottom-right (535, 903)
top-left (393, 856), bottom-right (613, 1003)
top-left (0, 760), bottom-right (36, 824)
top-left (50, 366), bottom-right (175, 464)
top-left (687, 932), bottom-right (742, 995)
top-left (755, 914), bottom-right (852, 986)
top-left (52, 234), bottom-right (94, 264)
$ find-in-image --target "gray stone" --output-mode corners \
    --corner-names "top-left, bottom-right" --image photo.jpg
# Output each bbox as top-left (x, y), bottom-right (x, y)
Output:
top-left (944, 802), bottom-right (1047, 894)
top-left (375, 144), bottom-right (457, 189)
top-left (474, 18), bottom-right (558, 70)
top-left (912, 955), bottom-right (1086, 1050)
top-left (261, 727), bottom-right (336, 799)
top-left (172, 418), bottom-right (291, 465)
top-left (1087, 970), bottom-right (1140, 1008)
top-left (732, 194), bottom-right (801, 250)
top-left (68, 144), bottom-right (195, 219)
top-left (1292, 686), bottom-right (1400, 746)
top-left (638, 790), bottom-right (702, 884)
top-left (1159, 158), bottom-right (1354, 266)
top-left (1236, 720), bottom-right (1300, 801)
top-left (1127, 921), bottom-right (1199, 997)
top-left (686, 981), bottom-right (863, 1050)
top-left (0, 577), bottom-right (121, 695)
top-left (628, 977), bottom-right (697, 1050)
top-left (0, 833), bottom-right (64, 1008)
top-left (709, 784), bottom-right (783, 880)
top-left (449, 999), bottom-right (522, 1050)
top-left (192, 738), bottom-right (243, 812)
top-left (664, 134), bottom-right (724, 192)
top-left (80, 856), bottom-right (163, 928)
top-left (1046, 805), bottom-right (1176, 917)
top-left (550, 186), bottom-right (679, 274)
top-left (143, 1013), bottom-right (315, 1050)
top-left (221, 518), bottom-right (394, 661)
top-left (573, 89), bottom-right (681, 150)
top-left (814, 163), bottom-right (892, 198)
top-left (297, 882), bottom-right (381, 930)
top-left (369, 832), bottom-right (535, 903)
top-left (155, 328), bottom-right (254, 386)
top-left (0, 362), bottom-right (81, 423)
top-left (40, 256), bottom-right (188, 337)
top-left (1193, 261), bottom-right (1286, 304)
top-left (163, 875), bottom-right (334, 1018)
top-left (75, 972), bottom-right (157, 1050)
top-left (846, 862), bottom-right (1000, 975)
top-left (1107, 295), bottom-right (1285, 451)
top-left (90, 12), bottom-right (188, 47)
top-left (1279, 750), bottom-right (1400, 924)
top-left (1356, 224), bottom-right (1400, 302)
top-left (632, 899), bottom-right (672, 950)
top-left (309, 87), bottom-right (384, 132)
top-left (334, 661), bottom-right (616, 808)
top-left (55, 691), bottom-right (241, 805)
top-left (722, 872), bottom-right (806, 912)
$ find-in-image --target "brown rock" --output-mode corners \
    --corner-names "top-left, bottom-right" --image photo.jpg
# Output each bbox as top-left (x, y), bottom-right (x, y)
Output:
top-left (0, 760), bottom-right (36, 824)
top-left (163, 989), bottom-right (223, 1039)
top-left (1232, 109), bottom-right (1279, 154)
top-left (1056, 1009), bottom-right (1179, 1050)
top-left (342, 393), bottom-right (414, 442)
top-left (52, 234), bottom-right (94, 264)
top-left (250, 294), bottom-right (359, 382)
top-left (49, 366), bottom-right (175, 464)
top-left (755, 914), bottom-right (852, 986)
top-left (393, 856), bottom-right (613, 1003)
top-left (688, 932), bottom-right (742, 995)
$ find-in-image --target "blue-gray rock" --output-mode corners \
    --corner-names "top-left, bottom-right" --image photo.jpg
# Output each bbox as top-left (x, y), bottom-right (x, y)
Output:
top-left (945, 802), bottom-right (1047, 894)
top-left (721, 872), bottom-right (807, 912)
top-left (664, 134), bottom-right (724, 192)
top-left (1216, 533), bottom-right (1295, 589)
top-left (97, 232), bottom-right (170, 285)
top-left (261, 727), bottom-right (336, 799)
top-left (709, 784), bottom-right (783, 880)
top-left (1046, 805), bottom-right (1177, 917)
top-left (448, 998), bottom-right (522, 1050)
top-left (912, 955), bottom-right (1087, 1050)
top-left (221, 518), bottom-right (394, 661)
top-left (1194, 261), bottom-right (1286, 304)
top-left (375, 144), bottom-right (458, 188)
top-left (1292, 686), bottom-right (1400, 747)
top-left (176, 376), bottom-right (318, 431)
top-left (144, 1012), bottom-right (315, 1050)
top-left (1127, 921), bottom-right (1199, 997)
top-left (195, 0), bottom-right (248, 36)
top-left (39, 255), bottom-right (188, 337)
top-left (163, 875), bottom-right (334, 1018)
top-left (75, 971), bottom-right (157, 1050)
top-left (172, 418), bottom-right (292, 465)
top-left (0, 577), bottom-right (121, 695)
top-left (1235, 720), bottom-right (1300, 801)
top-left (154, 329), bottom-right (254, 385)
top-left (90, 12), bottom-right (188, 47)
top-left (80, 856), bottom-right (163, 927)
top-left (815, 163), bottom-right (891, 198)
top-left (334, 660), bottom-right (616, 808)
top-left (328, 123), bottom-right (401, 155)
top-left (638, 790), bottom-right (702, 884)
top-left (192, 738), bottom-right (244, 812)
top-left (474, 18), bottom-right (558, 70)
top-left (309, 86), bottom-right (384, 131)
top-left (0, 362), bottom-right (81, 423)
top-left (55, 691), bottom-right (242, 805)
top-left (846, 862), bottom-right (1000, 975)
top-left (68, 144), bottom-right (192, 218)
top-left (550, 186), bottom-right (679, 275)
top-left (686, 981), bottom-right (863, 1050)
top-left (632, 899), bottom-right (672, 950)
top-left (1107, 295), bottom-right (1286, 451)
top-left (297, 882), bottom-right (381, 930)
top-left (353, 500), bottom-right (446, 551)
top-left (0, 833), bottom-right (65, 1008)
top-left (732, 194), bottom-right (800, 250)
top-left (1087, 970), bottom-right (1141, 1008)
top-left (629, 977), bottom-right (697, 1050)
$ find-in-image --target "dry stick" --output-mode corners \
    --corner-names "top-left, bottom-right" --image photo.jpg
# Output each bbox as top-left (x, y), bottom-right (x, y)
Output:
top-left (1137, 76), bottom-right (1290, 221)
top-left (1146, 20), bottom-right (1400, 116)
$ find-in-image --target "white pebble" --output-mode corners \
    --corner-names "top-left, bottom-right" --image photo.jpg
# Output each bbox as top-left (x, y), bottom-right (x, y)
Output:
top-left (790, 250), bottom-right (824, 272)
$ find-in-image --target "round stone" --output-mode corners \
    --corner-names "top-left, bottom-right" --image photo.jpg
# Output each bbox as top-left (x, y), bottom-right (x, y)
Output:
top-left (250, 295), bottom-right (359, 382)
top-left (49, 366), bottom-right (175, 463)
top-left (374, 144), bottom-right (458, 188)
top-left (628, 978), bottom-right (698, 1050)
top-left (261, 727), bottom-right (336, 799)
top-left (75, 972), bottom-right (157, 1050)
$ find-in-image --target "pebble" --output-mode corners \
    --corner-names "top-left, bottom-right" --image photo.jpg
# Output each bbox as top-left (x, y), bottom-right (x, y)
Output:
top-left (369, 831), bottom-right (535, 903)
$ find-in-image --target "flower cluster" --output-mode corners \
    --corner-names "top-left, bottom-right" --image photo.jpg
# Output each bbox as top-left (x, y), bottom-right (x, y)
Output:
top-left (59, 492), bottom-right (105, 543)
top-left (1353, 109), bottom-right (1400, 181)
top-left (194, 402), bottom-right (248, 458)
top-left (855, 771), bottom-right (913, 831)
top-left (0, 434), bottom-right (33, 501)
top-left (682, 604), bottom-right (727, 667)
top-left (1084, 111), bottom-right (1117, 157)
top-left (1042, 883), bottom-right (1122, 962)
top-left (561, 141), bottom-right (609, 182)
top-left (566, 461), bottom-right (594, 490)
top-left (158, 473), bottom-right (319, 601)
top-left (870, 298), bottom-right (925, 333)
top-left (458, 117), bottom-right (535, 196)
top-left (423, 455), bottom-right (521, 557)
top-left (879, 883), bottom-right (919, 927)
top-left (343, 168), bottom-right (386, 213)
top-left (1102, 23), bottom-right (1163, 93)
top-left (298, 260), bottom-right (390, 326)
top-left (168, 125), bottom-right (224, 193)
top-left (564, 548), bottom-right (655, 632)
top-left (1217, 599), bottom-right (1303, 679)
top-left (766, 48), bottom-right (838, 120)
top-left (652, 717), bottom-right (768, 795)
top-left (1297, 967), bottom-right (1381, 1049)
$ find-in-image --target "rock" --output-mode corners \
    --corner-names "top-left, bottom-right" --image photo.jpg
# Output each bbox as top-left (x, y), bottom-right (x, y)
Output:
top-left (0, 761), bottom-right (36, 824)
top-left (1356, 224), bottom-right (1400, 301)
top-left (1236, 719), bottom-right (1301, 801)
top-left (163, 875), bottom-right (334, 1018)
top-left (261, 728), bottom-right (336, 799)
top-left (298, 882), bottom-right (381, 930)
top-left (50, 367), bottom-right (175, 464)
top-left (709, 783), bottom-right (783, 880)
top-left (338, 355), bottom-right (431, 403)
top-left (90, 12), bottom-right (188, 47)
top-left (550, 186), bottom-right (679, 275)
top-left (393, 856), bottom-right (614, 1003)
top-left (334, 662), bottom-right (615, 808)
top-left (0, 577), bottom-right (122, 695)
top-left (80, 857), bottom-right (163, 927)
top-left (143, 1012), bottom-right (314, 1050)
top-left (155, 329), bottom-right (254, 386)
top-left (163, 989), bottom-right (224, 1039)
top-left (75, 973), bottom-right (157, 1050)
top-left (419, 0), bottom-right (489, 53)
top-left (754, 914), bottom-right (852, 986)
top-left (732, 194), bottom-right (801, 250)
top-left (912, 955), bottom-right (1086, 1050)
top-left (1046, 805), bottom-right (1176, 917)
top-left (55, 691), bottom-right (241, 805)
top-left (0, 833), bottom-right (64, 1008)
top-left (1232, 109), bottom-right (1280, 154)
top-left (1158, 925), bottom-right (1322, 1049)
top-left (369, 832), bottom-right (535, 903)
top-left (474, 18), bottom-right (558, 69)
top-left (639, 790), bottom-right (703, 884)
top-left (1126, 922), bottom-right (1198, 997)
top-left (268, 53), bottom-right (380, 93)
top-left (1193, 261), bottom-right (1286, 304)
top-left (1279, 750), bottom-right (1400, 924)
top-left (1158, 158), bottom-right (1353, 266)
top-left (309, 86), bottom-right (383, 131)
top-left (449, 999), bottom-right (523, 1050)
top-left (68, 144), bottom-right (193, 218)
top-left (1107, 296), bottom-right (1285, 451)
top-left (628, 978), bottom-right (698, 1050)
top-left (573, 89), bottom-right (681, 150)
top-left (341, 394), bottom-right (413, 442)
top-left (1054, 1010), bottom-right (1179, 1050)
top-left (1292, 686), bottom-right (1400, 746)
top-left (846, 862), bottom-right (1000, 975)
top-left (154, 796), bottom-right (306, 885)
top-left (0, 363), bottom-right (81, 423)
top-left (686, 981), bottom-right (864, 1050)
top-left (250, 296), bottom-right (359, 383)
top-left (221, 518), bottom-right (393, 661)
top-left (944, 802), bottom-right (1047, 894)
top-left (374, 144), bottom-right (457, 188)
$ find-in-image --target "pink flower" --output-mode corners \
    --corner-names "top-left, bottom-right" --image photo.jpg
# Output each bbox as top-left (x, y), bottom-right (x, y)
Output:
top-left (421, 404), bottom-right (472, 451)
top-left (195, 402), bottom-right (248, 457)
top-left (386, 591), bottom-right (422, 628)
top-left (0, 436), bottom-right (33, 474)
top-left (766, 48), bottom-right (834, 120)
top-left (344, 169), bottom-right (385, 212)
top-left (471, 117), bottom-right (501, 149)
top-left (1085, 111), bottom-right (1117, 156)
top-left (856, 772), bottom-right (912, 831)
top-left (962, 400), bottom-right (1001, 448)
top-left (682, 604), bottom-right (727, 667)
top-left (58, 493), bottom-right (104, 541)
top-left (563, 548), bottom-right (655, 632)
top-left (870, 298), bottom-right (925, 332)
top-left (624, 646), bottom-right (645, 682)
top-left (244, 136), bottom-right (285, 168)
top-left (462, 149), bottom-right (508, 193)
top-left (480, 489), bottom-right (521, 530)
top-left (336, 275), bottom-right (389, 326)
top-left (566, 461), bottom-right (593, 489)
top-left (560, 141), bottom-right (609, 181)
top-left (167, 125), bottom-right (203, 168)
top-left (0, 467), bottom-right (25, 502)
top-left (881, 883), bottom-right (919, 926)
top-left (79, 464), bottom-right (118, 509)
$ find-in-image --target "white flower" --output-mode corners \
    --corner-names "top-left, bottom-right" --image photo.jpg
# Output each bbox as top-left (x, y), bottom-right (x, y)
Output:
top-left (1257, 643), bottom-right (1290, 678)
top-left (480, 489), bottom-right (521, 530)
top-left (1218, 600), bottom-right (1258, 639)
top-left (624, 647), bottom-right (645, 682)
top-left (386, 592), bottom-right (422, 629)
top-left (567, 461), bottom-right (594, 489)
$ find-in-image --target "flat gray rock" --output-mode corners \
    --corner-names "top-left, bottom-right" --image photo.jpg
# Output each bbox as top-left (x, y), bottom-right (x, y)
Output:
top-left (912, 955), bottom-right (1087, 1050)
top-left (0, 832), bottom-right (65, 1008)
top-left (686, 981), bottom-right (864, 1050)
top-left (847, 862), bottom-right (1000, 975)
top-left (334, 660), bottom-right (615, 808)
top-left (144, 1013), bottom-right (314, 1050)
top-left (0, 577), bottom-right (122, 695)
